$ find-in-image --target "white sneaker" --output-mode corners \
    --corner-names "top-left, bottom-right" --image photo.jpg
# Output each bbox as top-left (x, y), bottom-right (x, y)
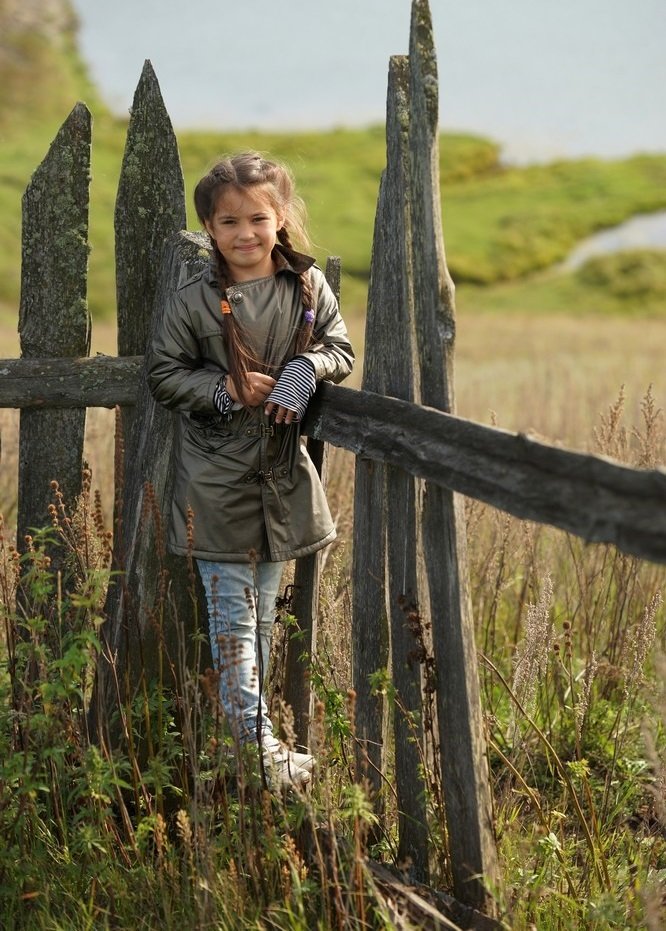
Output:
top-left (288, 749), bottom-right (315, 772)
top-left (263, 747), bottom-right (311, 789)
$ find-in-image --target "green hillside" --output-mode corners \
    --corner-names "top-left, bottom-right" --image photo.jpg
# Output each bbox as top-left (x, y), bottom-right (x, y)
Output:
top-left (1, 0), bottom-right (665, 327)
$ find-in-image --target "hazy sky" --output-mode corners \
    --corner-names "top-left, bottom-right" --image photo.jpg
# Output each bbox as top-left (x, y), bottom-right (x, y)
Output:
top-left (70, 0), bottom-right (666, 162)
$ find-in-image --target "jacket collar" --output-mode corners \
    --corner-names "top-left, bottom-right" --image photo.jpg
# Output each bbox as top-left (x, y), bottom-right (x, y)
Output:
top-left (206, 243), bottom-right (315, 286)
top-left (273, 243), bottom-right (317, 274)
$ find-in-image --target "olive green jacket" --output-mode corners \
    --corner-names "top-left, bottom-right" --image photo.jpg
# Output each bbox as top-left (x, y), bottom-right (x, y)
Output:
top-left (147, 246), bottom-right (354, 562)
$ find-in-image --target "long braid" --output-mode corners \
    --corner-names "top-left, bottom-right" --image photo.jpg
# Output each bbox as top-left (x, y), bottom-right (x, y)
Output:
top-left (211, 242), bottom-right (259, 391)
top-left (277, 228), bottom-right (315, 355)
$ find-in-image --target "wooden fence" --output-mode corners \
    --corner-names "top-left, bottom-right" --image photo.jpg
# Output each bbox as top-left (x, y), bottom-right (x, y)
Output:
top-left (2, 0), bottom-right (665, 918)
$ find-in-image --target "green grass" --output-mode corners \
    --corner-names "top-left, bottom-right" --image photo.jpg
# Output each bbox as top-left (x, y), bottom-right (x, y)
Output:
top-left (0, 23), bottom-right (103, 134)
top-left (461, 249), bottom-right (666, 318)
top-left (4, 108), bottom-right (666, 326)
top-left (176, 125), bottom-right (502, 273)
top-left (443, 156), bottom-right (666, 285)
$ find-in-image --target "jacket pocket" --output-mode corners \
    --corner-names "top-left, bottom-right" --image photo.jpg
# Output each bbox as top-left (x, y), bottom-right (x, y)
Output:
top-left (185, 418), bottom-right (233, 453)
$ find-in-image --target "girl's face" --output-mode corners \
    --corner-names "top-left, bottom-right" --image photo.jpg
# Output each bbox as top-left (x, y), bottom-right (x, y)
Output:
top-left (205, 185), bottom-right (285, 282)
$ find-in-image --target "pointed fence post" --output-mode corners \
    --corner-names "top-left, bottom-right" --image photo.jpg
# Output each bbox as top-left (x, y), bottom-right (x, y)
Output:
top-left (114, 60), bottom-right (186, 525)
top-left (407, 0), bottom-right (499, 911)
top-left (350, 162), bottom-right (394, 799)
top-left (110, 58), bottom-right (185, 599)
top-left (17, 103), bottom-right (91, 564)
top-left (93, 63), bottom-right (192, 737)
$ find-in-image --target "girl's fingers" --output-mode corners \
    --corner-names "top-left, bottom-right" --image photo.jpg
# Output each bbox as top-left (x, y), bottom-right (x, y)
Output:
top-left (251, 373), bottom-right (276, 390)
top-left (247, 373), bottom-right (275, 404)
top-left (264, 403), bottom-right (296, 424)
top-left (236, 372), bottom-right (276, 406)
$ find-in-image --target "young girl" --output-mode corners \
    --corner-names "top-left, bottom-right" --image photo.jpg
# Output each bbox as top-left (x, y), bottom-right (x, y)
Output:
top-left (147, 152), bottom-right (354, 788)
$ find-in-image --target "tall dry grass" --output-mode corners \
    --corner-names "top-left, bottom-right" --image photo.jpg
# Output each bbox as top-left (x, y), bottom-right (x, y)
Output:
top-left (313, 312), bottom-right (666, 928)
top-left (0, 310), bottom-right (664, 928)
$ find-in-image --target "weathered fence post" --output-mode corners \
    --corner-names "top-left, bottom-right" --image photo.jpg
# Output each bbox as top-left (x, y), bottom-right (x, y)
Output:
top-left (350, 191), bottom-right (390, 798)
top-left (114, 60), bottom-right (186, 534)
top-left (380, 55), bottom-right (430, 880)
top-left (408, 0), bottom-right (499, 911)
top-left (17, 102), bottom-right (91, 565)
top-left (93, 232), bottom-right (211, 736)
top-left (306, 384), bottom-right (666, 562)
top-left (92, 63), bottom-right (191, 737)
top-left (283, 256), bottom-right (341, 746)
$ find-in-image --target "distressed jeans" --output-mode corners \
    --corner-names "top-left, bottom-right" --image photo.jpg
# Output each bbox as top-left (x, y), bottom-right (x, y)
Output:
top-left (197, 559), bottom-right (285, 749)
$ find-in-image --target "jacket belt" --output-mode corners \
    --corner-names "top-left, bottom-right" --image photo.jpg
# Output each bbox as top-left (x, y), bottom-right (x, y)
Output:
top-left (240, 424), bottom-right (275, 438)
top-left (243, 469), bottom-right (274, 485)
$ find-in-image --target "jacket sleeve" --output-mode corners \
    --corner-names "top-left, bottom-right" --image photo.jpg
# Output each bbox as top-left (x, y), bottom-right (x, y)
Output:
top-left (298, 267), bottom-right (355, 384)
top-left (147, 290), bottom-right (221, 412)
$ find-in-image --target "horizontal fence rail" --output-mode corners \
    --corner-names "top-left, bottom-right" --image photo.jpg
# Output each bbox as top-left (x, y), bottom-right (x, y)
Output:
top-left (304, 383), bottom-right (666, 565)
top-left (2, 365), bottom-right (664, 564)
top-left (0, 356), bottom-right (142, 408)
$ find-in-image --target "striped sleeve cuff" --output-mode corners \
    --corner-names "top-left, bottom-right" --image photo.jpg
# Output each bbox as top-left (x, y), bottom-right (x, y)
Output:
top-left (213, 376), bottom-right (234, 419)
top-left (266, 356), bottom-right (317, 421)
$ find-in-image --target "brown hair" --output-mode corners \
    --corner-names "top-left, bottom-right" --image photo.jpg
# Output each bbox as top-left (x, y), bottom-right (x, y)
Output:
top-left (194, 152), bottom-right (315, 393)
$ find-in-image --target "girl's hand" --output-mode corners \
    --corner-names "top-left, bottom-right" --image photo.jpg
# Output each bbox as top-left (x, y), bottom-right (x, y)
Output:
top-left (263, 402), bottom-right (297, 425)
top-left (226, 372), bottom-right (276, 407)
top-left (263, 356), bottom-right (317, 425)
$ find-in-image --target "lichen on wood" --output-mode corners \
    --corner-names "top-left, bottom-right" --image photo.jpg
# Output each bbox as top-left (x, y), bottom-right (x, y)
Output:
top-left (17, 101), bottom-right (91, 552)
top-left (115, 60), bottom-right (186, 360)
top-left (20, 101), bottom-right (91, 359)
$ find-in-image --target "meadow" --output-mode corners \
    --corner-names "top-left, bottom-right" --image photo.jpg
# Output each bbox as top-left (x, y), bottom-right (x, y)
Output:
top-left (0, 9), bottom-right (665, 930)
top-left (1, 306), bottom-right (663, 929)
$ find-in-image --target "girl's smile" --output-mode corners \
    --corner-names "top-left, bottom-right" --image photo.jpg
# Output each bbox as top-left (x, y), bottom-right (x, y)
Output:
top-left (205, 185), bottom-right (285, 282)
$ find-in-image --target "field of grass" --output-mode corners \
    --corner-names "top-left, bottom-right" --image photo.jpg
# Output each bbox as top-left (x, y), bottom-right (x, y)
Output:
top-left (0, 340), bottom-right (663, 929)
top-left (463, 249), bottom-right (666, 319)
top-left (1, 6), bottom-right (665, 930)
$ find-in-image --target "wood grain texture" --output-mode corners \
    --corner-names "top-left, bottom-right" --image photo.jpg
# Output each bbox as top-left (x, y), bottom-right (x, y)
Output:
top-left (104, 63), bottom-right (190, 708)
top-left (114, 61), bottom-right (186, 479)
top-left (6, 362), bottom-right (663, 564)
top-left (0, 356), bottom-right (142, 407)
top-left (405, 0), bottom-right (498, 907)
top-left (351, 170), bottom-right (389, 795)
top-left (115, 61), bottom-right (186, 359)
top-left (382, 54), bottom-right (429, 881)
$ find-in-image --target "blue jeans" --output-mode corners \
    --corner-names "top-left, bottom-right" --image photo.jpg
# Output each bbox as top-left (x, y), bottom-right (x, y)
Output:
top-left (197, 559), bottom-right (285, 749)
